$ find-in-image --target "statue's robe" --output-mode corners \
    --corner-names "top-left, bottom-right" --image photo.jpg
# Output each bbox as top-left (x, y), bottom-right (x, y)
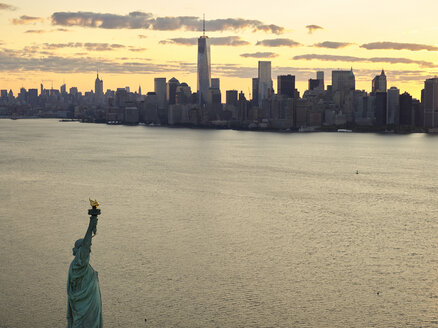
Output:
top-left (67, 245), bottom-right (102, 328)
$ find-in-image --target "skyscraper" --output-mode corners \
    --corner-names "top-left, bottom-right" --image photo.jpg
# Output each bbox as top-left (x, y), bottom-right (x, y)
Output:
top-left (197, 17), bottom-right (211, 105)
top-left (277, 75), bottom-right (295, 98)
top-left (387, 86), bottom-right (400, 125)
top-left (252, 78), bottom-right (259, 106)
top-left (372, 70), bottom-right (387, 93)
top-left (258, 61), bottom-right (272, 106)
top-left (332, 69), bottom-right (355, 122)
top-left (332, 69), bottom-right (355, 92)
top-left (374, 92), bottom-right (387, 126)
top-left (154, 78), bottom-right (167, 108)
top-left (423, 77), bottom-right (438, 128)
top-left (317, 71), bottom-right (324, 90)
top-left (211, 78), bottom-right (220, 90)
top-left (226, 90), bottom-right (238, 106)
top-left (167, 77), bottom-right (180, 105)
top-left (95, 73), bottom-right (103, 103)
top-left (208, 77), bottom-right (221, 104)
top-left (399, 92), bottom-right (413, 126)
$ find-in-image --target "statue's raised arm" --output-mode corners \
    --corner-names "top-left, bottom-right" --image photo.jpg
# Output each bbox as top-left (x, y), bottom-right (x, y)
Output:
top-left (67, 199), bottom-right (103, 328)
top-left (81, 199), bottom-right (101, 251)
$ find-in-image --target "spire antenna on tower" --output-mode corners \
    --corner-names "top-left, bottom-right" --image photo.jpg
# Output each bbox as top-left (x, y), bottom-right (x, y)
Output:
top-left (203, 14), bottom-right (205, 37)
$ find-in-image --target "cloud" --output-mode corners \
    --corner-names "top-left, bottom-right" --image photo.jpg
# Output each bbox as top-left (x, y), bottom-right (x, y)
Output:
top-left (240, 52), bottom-right (278, 58)
top-left (313, 41), bottom-right (353, 49)
top-left (0, 3), bottom-right (15, 10)
top-left (23, 28), bottom-right (70, 33)
top-left (42, 42), bottom-right (126, 51)
top-left (160, 36), bottom-right (249, 46)
top-left (51, 11), bottom-right (285, 34)
top-left (0, 50), bottom-right (185, 74)
top-left (159, 38), bottom-right (196, 46)
top-left (360, 41), bottom-right (438, 51)
top-left (84, 43), bottom-right (125, 51)
top-left (0, 48), bottom-right (434, 88)
top-left (306, 25), bottom-right (323, 34)
top-left (293, 54), bottom-right (435, 68)
top-left (256, 38), bottom-right (301, 47)
top-left (24, 30), bottom-right (46, 34)
top-left (12, 15), bottom-right (44, 24)
top-left (128, 47), bottom-right (147, 52)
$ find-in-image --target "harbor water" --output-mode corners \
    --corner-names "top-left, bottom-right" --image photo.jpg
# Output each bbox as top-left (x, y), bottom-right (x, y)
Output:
top-left (0, 119), bottom-right (437, 327)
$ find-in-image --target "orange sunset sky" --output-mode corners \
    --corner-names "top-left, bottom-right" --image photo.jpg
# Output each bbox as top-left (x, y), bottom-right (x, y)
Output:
top-left (1, 0), bottom-right (438, 99)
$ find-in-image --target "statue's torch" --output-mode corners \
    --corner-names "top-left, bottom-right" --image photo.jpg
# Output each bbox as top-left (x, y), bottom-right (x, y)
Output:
top-left (88, 198), bottom-right (101, 236)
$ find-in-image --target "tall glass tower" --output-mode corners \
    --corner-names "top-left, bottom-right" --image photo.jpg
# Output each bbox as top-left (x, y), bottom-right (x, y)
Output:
top-left (258, 61), bottom-right (272, 107)
top-left (197, 16), bottom-right (211, 105)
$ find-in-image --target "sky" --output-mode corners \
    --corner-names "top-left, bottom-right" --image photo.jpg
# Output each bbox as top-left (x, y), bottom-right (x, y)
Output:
top-left (1, 0), bottom-right (438, 99)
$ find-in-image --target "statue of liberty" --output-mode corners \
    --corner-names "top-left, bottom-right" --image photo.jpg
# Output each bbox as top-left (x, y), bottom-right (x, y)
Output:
top-left (67, 199), bottom-right (103, 328)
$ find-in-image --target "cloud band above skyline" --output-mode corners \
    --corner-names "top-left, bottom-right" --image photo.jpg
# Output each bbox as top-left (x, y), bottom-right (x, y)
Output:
top-left (293, 54), bottom-right (435, 68)
top-left (51, 11), bottom-right (285, 34)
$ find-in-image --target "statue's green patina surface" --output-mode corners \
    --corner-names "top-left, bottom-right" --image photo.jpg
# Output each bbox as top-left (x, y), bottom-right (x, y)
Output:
top-left (67, 200), bottom-right (102, 328)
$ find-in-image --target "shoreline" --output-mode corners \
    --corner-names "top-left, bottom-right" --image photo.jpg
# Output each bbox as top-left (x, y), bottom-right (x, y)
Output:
top-left (2, 116), bottom-right (436, 135)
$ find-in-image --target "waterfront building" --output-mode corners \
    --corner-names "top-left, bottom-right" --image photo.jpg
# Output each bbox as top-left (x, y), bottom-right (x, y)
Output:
top-left (423, 77), bottom-right (438, 128)
top-left (154, 78), bottom-right (167, 109)
top-left (374, 92), bottom-right (387, 126)
top-left (387, 86), bottom-right (400, 125)
top-left (399, 92), bottom-right (413, 126)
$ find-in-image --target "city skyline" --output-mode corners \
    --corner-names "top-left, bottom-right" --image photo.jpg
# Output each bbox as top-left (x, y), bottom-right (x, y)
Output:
top-left (1, 0), bottom-right (438, 98)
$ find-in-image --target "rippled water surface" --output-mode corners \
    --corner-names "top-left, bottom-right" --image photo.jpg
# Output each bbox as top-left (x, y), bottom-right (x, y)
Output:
top-left (1, 119), bottom-right (437, 327)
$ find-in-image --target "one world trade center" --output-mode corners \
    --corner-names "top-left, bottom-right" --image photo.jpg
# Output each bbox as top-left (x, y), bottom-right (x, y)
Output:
top-left (197, 16), bottom-right (211, 105)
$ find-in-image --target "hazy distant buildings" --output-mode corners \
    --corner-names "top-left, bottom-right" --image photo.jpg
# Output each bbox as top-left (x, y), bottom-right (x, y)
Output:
top-left (258, 61), bottom-right (272, 107)
top-left (197, 22), bottom-right (211, 105)
top-left (372, 70), bottom-right (387, 93)
top-left (423, 77), bottom-right (438, 128)
top-left (69, 87), bottom-right (78, 97)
